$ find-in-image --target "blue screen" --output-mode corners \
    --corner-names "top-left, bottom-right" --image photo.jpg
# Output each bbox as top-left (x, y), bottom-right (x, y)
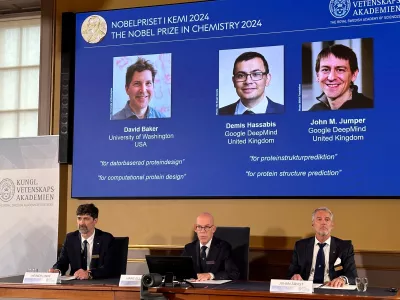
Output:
top-left (72, 0), bottom-right (400, 198)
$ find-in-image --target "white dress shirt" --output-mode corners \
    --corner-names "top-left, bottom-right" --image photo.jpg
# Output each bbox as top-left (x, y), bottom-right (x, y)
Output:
top-left (199, 238), bottom-right (214, 279)
top-left (81, 229), bottom-right (95, 270)
top-left (199, 238), bottom-right (212, 257)
top-left (308, 236), bottom-right (331, 283)
top-left (235, 96), bottom-right (269, 114)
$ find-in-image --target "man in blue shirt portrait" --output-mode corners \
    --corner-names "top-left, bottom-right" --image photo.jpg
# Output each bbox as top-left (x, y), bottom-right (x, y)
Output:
top-left (112, 57), bottom-right (166, 120)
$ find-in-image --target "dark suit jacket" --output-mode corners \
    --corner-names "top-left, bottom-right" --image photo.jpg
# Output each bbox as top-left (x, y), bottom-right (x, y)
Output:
top-left (219, 98), bottom-right (284, 115)
top-left (182, 237), bottom-right (240, 280)
top-left (287, 236), bottom-right (358, 284)
top-left (53, 228), bottom-right (117, 279)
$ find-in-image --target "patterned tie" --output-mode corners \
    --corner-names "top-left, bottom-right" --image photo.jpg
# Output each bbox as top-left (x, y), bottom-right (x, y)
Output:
top-left (82, 240), bottom-right (88, 270)
top-left (200, 246), bottom-right (207, 272)
top-left (313, 243), bottom-right (326, 283)
top-left (243, 110), bottom-right (255, 115)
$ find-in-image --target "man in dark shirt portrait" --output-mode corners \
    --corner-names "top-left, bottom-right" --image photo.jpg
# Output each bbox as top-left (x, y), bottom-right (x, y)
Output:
top-left (309, 44), bottom-right (373, 111)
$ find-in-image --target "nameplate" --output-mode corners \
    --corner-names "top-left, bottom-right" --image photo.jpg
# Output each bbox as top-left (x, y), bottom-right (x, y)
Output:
top-left (22, 272), bottom-right (59, 285)
top-left (270, 279), bottom-right (313, 294)
top-left (119, 275), bottom-right (142, 287)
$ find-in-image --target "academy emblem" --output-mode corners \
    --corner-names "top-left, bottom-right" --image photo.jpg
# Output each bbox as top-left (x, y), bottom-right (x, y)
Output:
top-left (0, 178), bottom-right (15, 202)
top-left (329, 0), bottom-right (351, 18)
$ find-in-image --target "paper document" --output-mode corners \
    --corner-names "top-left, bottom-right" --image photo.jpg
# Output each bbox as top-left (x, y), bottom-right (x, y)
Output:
top-left (318, 284), bottom-right (357, 290)
top-left (193, 280), bottom-right (231, 285)
top-left (60, 275), bottom-right (76, 281)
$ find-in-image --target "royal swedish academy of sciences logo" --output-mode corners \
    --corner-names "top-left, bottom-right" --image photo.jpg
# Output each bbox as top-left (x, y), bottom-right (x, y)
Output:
top-left (81, 15), bottom-right (107, 44)
top-left (0, 178), bottom-right (15, 202)
top-left (329, 0), bottom-right (351, 18)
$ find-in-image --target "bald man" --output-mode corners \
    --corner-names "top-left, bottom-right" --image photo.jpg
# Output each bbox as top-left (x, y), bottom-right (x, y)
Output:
top-left (182, 213), bottom-right (240, 281)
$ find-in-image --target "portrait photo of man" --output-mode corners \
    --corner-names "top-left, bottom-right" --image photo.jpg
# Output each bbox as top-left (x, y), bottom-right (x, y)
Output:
top-left (111, 54), bottom-right (171, 120)
top-left (301, 39), bottom-right (373, 111)
top-left (218, 46), bottom-right (284, 115)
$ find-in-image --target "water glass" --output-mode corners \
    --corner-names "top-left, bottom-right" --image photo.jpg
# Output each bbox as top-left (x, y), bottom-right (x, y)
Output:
top-left (57, 269), bottom-right (62, 284)
top-left (356, 277), bottom-right (368, 292)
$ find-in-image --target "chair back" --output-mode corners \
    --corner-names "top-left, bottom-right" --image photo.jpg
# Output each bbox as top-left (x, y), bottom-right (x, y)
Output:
top-left (113, 237), bottom-right (129, 275)
top-left (214, 227), bottom-right (250, 280)
top-left (193, 226), bottom-right (250, 280)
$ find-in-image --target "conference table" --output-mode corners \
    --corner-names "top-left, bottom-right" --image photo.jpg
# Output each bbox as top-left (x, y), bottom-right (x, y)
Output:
top-left (0, 276), bottom-right (398, 300)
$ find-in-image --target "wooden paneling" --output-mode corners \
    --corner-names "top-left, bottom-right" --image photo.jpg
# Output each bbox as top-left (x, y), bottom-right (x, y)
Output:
top-left (0, 281), bottom-right (399, 300)
top-left (114, 291), bottom-right (141, 300)
top-left (0, 287), bottom-right (114, 300)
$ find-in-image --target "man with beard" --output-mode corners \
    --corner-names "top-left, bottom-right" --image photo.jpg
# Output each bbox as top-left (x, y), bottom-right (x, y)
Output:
top-left (287, 207), bottom-right (357, 287)
top-left (49, 204), bottom-right (116, 280)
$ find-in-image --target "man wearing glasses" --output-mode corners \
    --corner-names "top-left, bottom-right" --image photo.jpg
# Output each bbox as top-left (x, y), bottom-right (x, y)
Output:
top-left (219, 51), bottom-right (284, 115)
top-left (182, 212), bottom-right (240, 281)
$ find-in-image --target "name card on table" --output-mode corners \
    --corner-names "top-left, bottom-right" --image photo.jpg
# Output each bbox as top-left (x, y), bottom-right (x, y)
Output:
top-left (23, 272), bottom-right (59, 285)
top-left (119, 275), bottom-right (142, 287)
top-left (270, 279), bottom-right (313, 294)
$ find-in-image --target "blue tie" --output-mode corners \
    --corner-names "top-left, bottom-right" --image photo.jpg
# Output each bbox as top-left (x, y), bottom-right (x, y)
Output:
top-left (313, 243), bottom-right (326, 283)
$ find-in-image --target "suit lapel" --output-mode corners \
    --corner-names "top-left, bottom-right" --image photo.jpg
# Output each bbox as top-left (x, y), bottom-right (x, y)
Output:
top-left (329, 237), bottom-right (338, 278)
top-left (90, 230), bottom-right (101, 269)
top-left (206, 238), bottom-right (220, 273)
top-left (233, 100), bottom-right (240, 115)
top-left (74, 232), bottom-right (82, 268)
top-left (195, 240), bottom-right (201, 272)
top-left (266, 98), bottom-right (274, 113)
top-left (305, 237), bottom-right (314, 280)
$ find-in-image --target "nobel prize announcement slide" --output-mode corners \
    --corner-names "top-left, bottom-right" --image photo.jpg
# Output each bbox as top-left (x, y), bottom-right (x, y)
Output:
top-left (71, 0), bottom-right (399, 198)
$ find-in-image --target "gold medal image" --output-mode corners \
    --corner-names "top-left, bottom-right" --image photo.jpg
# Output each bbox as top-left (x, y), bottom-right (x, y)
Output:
top-left (81, 15), bottom-right (107, 44)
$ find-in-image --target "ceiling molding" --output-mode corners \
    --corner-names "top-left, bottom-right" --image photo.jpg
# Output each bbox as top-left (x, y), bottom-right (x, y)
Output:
top-left (0, 0), bottom-right (40, 15)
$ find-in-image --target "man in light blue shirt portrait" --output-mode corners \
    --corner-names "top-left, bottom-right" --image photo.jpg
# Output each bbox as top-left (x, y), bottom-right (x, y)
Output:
top-left (112, 57), bottom-right (166, 120)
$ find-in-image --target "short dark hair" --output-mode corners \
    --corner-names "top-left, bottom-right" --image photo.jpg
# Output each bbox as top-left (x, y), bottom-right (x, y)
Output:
top-left (233, 51), bottom-right (269, 75)
top-left (76, 203), bottom-right (99, 219)
top-left (315, 44), bottom-right (358, 73)
top-left (125, 57), bottom-right (157, 87)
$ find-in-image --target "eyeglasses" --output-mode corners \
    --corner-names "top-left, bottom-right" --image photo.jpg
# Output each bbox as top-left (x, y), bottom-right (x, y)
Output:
top-left (195, 225), bottom-right (214, 232)
top-left (233, 72), bottom-right (267, 82)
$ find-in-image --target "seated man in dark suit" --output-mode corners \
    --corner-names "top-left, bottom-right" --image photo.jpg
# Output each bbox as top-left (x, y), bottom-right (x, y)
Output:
top-left (287, 207), bottom-right (358, 287)
top-left (49, 203), bottom-right (116, 280)
top-left (182, 212), bottom-right (240, 281)
top-left (219, 51), bottom-right (284, 115)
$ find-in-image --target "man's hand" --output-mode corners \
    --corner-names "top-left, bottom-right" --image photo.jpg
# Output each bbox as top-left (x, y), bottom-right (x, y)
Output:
top-left (48, 268), bottom-right (59, 273)
top-left (326, 277), bottom-right (345, 287)
top-left (73, 269), bottom-right (90, 280)
top-left (196, 273), bottom-right (212, 281)
top-left (291, 274), bottom-right (303, 280)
